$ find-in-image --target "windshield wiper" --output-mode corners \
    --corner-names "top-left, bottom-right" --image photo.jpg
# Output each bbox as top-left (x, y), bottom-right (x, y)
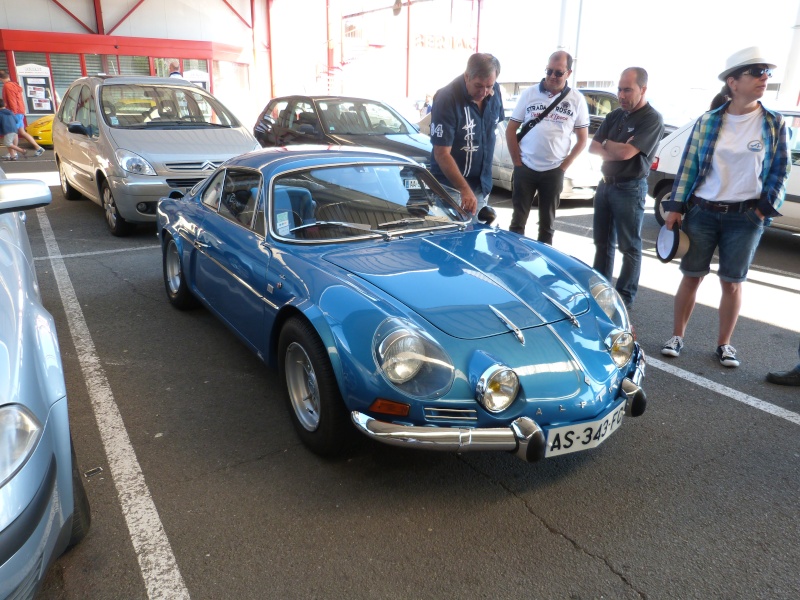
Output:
top-left (289, 220), bottom-right (391, 240)
top-left (377, 218), bottom-right (426, 229)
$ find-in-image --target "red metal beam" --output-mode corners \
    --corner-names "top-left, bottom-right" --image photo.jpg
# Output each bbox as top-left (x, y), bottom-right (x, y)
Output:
top-left (106, 0), bottom-right (147, 35)
top-left (221, 0), bottom-right (252, 29)
top-left (48, 0), bottom-right (95, 34)
top-left (94, 0), bottom-right (105, 35)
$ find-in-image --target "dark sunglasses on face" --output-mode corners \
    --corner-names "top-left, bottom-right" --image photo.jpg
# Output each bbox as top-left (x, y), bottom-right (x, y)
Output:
top-left (740, 66), bottom-right (772, 78)
top-left (545, 68), bottom-right (567, 78)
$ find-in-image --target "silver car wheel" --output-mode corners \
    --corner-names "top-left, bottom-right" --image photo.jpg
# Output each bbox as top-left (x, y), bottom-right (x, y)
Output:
top-left (285, 342), bottom-right (321, 431)
top-left (165, 240), bottom-right (182, 295)
top-left (102, 185), bottom-right (118, 229)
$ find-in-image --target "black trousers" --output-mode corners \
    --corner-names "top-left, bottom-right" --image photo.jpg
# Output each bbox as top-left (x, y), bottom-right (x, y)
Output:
top-left (508, 164), bottom-right (565, 244)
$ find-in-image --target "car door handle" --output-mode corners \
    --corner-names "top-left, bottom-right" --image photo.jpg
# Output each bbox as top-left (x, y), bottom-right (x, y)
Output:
top-left (195, 241), bottom-right (209, 249)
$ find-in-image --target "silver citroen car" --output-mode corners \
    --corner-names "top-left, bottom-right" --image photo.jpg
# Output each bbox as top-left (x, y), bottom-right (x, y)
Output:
top-left (53, 76), bottom-right (259, 236)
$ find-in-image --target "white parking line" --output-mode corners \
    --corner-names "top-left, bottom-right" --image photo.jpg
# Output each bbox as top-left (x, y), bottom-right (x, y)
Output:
top-left (648, 357), bottom-right (800, 427)
top-left (36, 209), bottom-right (190, 600)
top-left (33, 244), bottom-right (160, 261)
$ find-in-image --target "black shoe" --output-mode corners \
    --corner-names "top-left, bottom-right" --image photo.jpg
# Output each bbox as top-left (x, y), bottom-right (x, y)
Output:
top-left (766, 366), bottom-right (800, 386)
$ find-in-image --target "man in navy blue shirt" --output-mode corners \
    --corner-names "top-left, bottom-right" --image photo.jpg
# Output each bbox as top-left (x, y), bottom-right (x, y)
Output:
top-left (429, 53), bottom-right (503, 214)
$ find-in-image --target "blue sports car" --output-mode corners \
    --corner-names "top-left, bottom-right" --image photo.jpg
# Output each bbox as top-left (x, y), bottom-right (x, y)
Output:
top-left (156, 146), bottom-right (646, 462)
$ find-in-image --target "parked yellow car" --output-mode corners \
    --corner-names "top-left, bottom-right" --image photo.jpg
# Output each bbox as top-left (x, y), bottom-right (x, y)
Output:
top-left (26, 114), bottom-right (54, 147)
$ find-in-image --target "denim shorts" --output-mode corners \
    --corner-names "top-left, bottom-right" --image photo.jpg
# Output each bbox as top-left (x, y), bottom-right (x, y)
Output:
top-left (679, 204), bottom-right (764, 282)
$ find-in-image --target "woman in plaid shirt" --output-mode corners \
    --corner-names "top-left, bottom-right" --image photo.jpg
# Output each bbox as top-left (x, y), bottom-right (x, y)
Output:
top-left (660, 47), bottom-right (790, 368)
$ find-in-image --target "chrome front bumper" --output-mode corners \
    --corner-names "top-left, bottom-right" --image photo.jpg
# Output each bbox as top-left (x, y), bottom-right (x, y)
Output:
top-left (351, 349), bottom-right (647, 462)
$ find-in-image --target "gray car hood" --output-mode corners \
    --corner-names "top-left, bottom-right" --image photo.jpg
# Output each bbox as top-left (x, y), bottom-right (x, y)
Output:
top-left (107, 126), bottom-right (256, 163)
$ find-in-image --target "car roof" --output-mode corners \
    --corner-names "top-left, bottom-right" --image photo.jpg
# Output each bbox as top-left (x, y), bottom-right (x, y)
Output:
top-left (224, 145), bottom-right (417, 173)
top-left (73, 75), bottom-right (198, 87)
top-left (271, 95), bottom-right (392, 105)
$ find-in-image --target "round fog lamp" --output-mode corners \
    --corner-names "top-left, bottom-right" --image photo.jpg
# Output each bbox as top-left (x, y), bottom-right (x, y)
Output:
top-left (136, 202), bottom-right (148, 212)
top-left (476, 365), bottom-right (519, 413)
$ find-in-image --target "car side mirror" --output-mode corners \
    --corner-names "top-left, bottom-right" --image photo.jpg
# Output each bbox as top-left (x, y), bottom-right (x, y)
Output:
top-left (67, 121), bottom-right (89, 136)
top-left (477, 205), bottom-right (496, 225)
top-left (0, 179), bottom-right (52, 215)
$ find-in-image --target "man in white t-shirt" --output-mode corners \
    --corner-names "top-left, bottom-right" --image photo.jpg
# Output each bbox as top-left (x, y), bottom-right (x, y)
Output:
top-left (506, 51), bottom-right (589, 244)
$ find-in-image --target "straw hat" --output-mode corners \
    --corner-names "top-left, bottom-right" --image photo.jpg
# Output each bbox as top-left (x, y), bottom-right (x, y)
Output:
top-left (718, 46), bottom-right (776, 81)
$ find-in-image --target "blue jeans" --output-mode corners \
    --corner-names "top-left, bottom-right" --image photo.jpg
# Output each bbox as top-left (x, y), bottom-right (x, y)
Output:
top-left (592, 178), bottom-right (647, 306)
top-left (679, 204), bottom-right (764, 282)
top-left (436, 179), bottom-right (488, 212)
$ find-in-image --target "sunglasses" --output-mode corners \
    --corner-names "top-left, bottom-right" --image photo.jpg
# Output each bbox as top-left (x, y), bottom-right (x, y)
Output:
top-left (740, 66), bottom-right (772, 78)
top-left (545, 68), bottom-right (567, 78)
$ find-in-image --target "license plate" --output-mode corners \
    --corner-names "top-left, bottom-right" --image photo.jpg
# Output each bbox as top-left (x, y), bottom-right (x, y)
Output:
top-left (545, 401), bottom-right (625, 457)
top-left (404, 178), bottom-right (421, 190)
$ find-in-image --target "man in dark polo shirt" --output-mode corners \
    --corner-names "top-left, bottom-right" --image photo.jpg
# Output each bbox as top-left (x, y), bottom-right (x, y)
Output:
top-left (429, 53), bottom-right (503, 214)
top-left (589, 67), bottom-right (664, 310)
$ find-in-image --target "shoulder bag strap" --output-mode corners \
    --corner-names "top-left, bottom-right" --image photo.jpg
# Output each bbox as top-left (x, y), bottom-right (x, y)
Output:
top-left (516, 86), bottom-right (571, 143)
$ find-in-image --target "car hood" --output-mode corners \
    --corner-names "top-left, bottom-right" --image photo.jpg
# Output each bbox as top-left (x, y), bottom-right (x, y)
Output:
top-left (107, 126), bottom-right (256, 162)
top-left (325, 132), bottom-right (431, 160)
top-left (322, 229), bottom-right (590, 339)
top-left (0, 213), bottom-right (65, 411)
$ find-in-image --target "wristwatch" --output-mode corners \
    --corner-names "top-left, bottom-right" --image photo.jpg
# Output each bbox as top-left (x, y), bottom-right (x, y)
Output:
top-left (602, 139), bottom-right (608, 148)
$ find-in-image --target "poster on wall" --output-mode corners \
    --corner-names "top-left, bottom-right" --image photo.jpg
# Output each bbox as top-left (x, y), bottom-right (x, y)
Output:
top-left (16, 63), bottom-right (56, 115)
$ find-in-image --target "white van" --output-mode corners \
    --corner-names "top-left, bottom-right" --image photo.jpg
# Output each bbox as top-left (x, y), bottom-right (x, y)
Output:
top-left (647, 108), bottom-right (800, 233)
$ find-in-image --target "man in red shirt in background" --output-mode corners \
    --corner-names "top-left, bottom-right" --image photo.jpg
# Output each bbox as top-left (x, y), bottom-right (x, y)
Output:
top-left (0, 70), bottom-right (45, 156)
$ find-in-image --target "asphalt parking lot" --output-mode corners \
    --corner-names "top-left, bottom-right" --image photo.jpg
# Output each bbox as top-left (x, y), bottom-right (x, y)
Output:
top-left (5, 155), bottom-right (800, 600)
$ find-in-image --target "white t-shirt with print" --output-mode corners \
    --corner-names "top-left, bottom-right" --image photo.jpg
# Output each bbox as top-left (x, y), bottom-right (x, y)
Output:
top-left (510, 85), bottom-right (590, 171)
top-left (695, 109), bottom-right (764, 202)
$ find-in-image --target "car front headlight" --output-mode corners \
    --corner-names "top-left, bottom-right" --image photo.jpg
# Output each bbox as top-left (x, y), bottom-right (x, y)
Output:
top-left (608, 330), bottom-right (635, 368)
top-left (115, 149), bottom-right (157, 176)
top-left (0, 405), bottom-right (42, 488)
top-left (476, 364), bottom-right (519, 412)
top-left (374, 318), bottom-right (454, 398)
top-left (590, 278), bottom-right (629, 329)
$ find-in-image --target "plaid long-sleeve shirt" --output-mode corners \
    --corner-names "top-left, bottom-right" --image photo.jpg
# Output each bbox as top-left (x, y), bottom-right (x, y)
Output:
top-left (663, 101), bottom-right (790, 217)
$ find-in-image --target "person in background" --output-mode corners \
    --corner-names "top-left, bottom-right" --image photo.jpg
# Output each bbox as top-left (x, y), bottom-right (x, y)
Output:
top-left (590, 67), bottom-right (664, 310)
top-left (507, 50), bottom-right (589, 244)
top-left (0, 70), bottom-right (45, 157)
top-left (168, 60), bottom-right (182, 78)
top-left (0, 98), bottom-right (26, 160)
top-left (766, 340), bottom-right (800, 386)
top-left (429, 52), bottom-right (503, 214)
top-left (660, 47), bottom-right (790, 368)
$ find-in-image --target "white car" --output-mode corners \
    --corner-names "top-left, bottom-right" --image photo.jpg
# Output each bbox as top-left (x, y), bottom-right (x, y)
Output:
top-left (491, 117), bottom-right (602, 200)
top-left (647, 109), bottom-right (800, 233)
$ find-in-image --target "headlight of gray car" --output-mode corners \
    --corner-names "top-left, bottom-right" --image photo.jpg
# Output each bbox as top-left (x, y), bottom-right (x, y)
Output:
top-left (590, 278), bottom-right (629, 329)
top-left (0, 404), bottom-right (43, 488)
top-left (374, 318), bottom-right (454, 398)
top-left (115, 149), bottom-right (157, 176)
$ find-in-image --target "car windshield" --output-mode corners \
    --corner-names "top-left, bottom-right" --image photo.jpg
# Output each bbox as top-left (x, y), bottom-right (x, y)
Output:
top-left (270, 163), bottom-right (470, 241)
top-left (317, 100), bottom-right (411, 136)
top-left (99, 84), bottom-right (240, 129)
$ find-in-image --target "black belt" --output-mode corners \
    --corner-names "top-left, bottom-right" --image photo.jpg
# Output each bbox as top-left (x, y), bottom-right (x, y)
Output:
top-left (601, 175), bottom-right (639, 184)
top-left (689, 195), bottom-right (758, 214)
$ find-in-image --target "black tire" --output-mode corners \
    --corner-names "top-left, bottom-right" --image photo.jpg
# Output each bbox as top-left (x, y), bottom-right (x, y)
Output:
top-left (654, 185), bottom-right (671, 226)
top-left (278, 317), bottom-right (352, 456)
top-left (58, 159), bottom-right (81, 200)
top-left (67, 441), bottom-right (91, 548)
top-left (162, 234), bottom-right (198, 309)
top-left (101, 180), bottom-right (134, 237)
